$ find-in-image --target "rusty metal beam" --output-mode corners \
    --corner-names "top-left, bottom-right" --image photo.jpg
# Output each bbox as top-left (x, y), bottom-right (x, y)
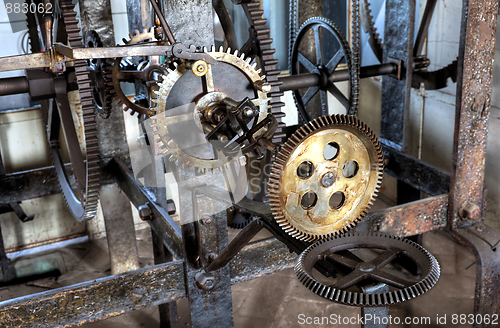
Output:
top-left (354, 194), bottom-right (449, 237)
top-left (0, 164), bottom-right (72, 204)
top-left (0, 261), bottom-right (186, 328)
top-left (0, 235), bottom-right (298, 328)
top-left (449, 0), bottom-right (499, 228)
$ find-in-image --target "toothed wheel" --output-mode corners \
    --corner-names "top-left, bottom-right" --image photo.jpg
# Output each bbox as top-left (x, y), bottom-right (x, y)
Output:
top-left (151, 47), bottom-right (271, 173)
top-left (110, 28), bottom-right (160, 118)
top-left (295, 233), bottom-right (440, 307)
top-left (267, 114), bottom-right (383, 241)
top-left (85, 31), bottom-right (114, 118)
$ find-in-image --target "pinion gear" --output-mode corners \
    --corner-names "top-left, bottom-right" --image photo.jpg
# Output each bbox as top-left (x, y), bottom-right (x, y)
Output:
top-left (267, 114), bottom-right (383, 241)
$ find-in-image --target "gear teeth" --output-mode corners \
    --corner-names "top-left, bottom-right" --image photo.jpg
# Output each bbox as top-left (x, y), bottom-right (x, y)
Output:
top-left (294, 233), bottom-right (440, 307)
top-left (203, 46), bottom-right (208, 53)
top-left (267, 114), bottom-right (383, 241)
top-left (226, 47), bottom-right (232, 54)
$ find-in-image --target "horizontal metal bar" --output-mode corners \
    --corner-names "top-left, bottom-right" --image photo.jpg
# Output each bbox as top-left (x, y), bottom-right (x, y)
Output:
top-left (382, 142), bottom-right (450, 196)
top-left (0, 260), bottom-right (186, 328)
top-left (354, 194), bottom-right (449, 237)
top-left (111, 158), bottom-right (184, 260)
top-left (278, 63), bottom-right (398, 92)
top-left (0, 76), bottom-right (29, 96)
top-left (230, 237), bottom-right (296, 284)
top-left (0, 53), bottom-right (50, 72)
top-left (0, 164), bottom-right (72, 204)
top-left (54, 43), bottom-right (172, 59)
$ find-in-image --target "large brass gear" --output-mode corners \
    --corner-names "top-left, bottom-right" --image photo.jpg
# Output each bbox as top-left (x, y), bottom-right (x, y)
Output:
top-left (267, 115), bottom-right (383, 241)
top-left (151, 47), bottom-right (270, 173)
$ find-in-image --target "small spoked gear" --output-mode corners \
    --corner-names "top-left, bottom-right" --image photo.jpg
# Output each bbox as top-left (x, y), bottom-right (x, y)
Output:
top-left (295, 233), bottom-right (441, 307)
top-left (151, 47), bottom-right (271, 173)
top-left (111, 28), bottom-right (161, 118)
top-left (267, 114), bottom-right (383, 241)
top-left (84, 30), bottom-right (114, 118)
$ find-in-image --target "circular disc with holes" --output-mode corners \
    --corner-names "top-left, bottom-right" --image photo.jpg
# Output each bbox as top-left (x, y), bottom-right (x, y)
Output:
top-left (267, 114), bottom-right (383, 241)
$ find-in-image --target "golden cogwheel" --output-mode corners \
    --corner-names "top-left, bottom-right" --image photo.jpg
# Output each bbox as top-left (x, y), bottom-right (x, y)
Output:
top-left (267, 114), bottom-right (383, 241)
top-left (151, 47), bottom-right (270, 173)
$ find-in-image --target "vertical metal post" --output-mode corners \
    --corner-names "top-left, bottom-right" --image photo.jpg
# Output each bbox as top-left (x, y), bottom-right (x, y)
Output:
top-left (380, 0), bottom-right (415, 151)
top-left (101, 184), bottom-right (140, 274)
top-left (448, 0), bottom-right (498, 228)
top-left (182, 193), bottom-right (233, 328)
top-left (447, 0), bottom-right (500, 326)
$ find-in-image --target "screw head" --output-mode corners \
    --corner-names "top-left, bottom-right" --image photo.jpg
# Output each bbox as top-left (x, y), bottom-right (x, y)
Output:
top-left (321, 172), bottom-right (335, 188)
top-left (166, 199), bottom-right (176, 216)
top-left (460, 202), bottom-right (481, 221)
top-left (201, 216), bottom-right (213, 225)
top-left (138, 204), bottom-right (152, 221)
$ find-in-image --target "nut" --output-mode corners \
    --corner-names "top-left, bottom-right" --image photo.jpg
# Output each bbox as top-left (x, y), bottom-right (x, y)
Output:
top-left (138, 204), bottom-right (152, 221)
top-left (194, 271), bottom-right (216, 290)
top-left (166, 199), bottom-right (176, 216)
top-left (192, 60), bottom-right (208, 77)
top-left (201, 216), bottom-right (213, 225)
top-left (460, 202), bottom-right (481, 221)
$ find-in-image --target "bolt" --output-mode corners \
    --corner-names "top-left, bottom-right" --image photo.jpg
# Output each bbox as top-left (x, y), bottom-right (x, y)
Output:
top-left (177, 49), bottom-right (182, 54)
top-left (207, 253), bottom-right (217, 261)
top-left (460, 202), bottom-right (481, 221)
top-left (194, 271), bottom-right (216, 291)
top-left (138, 204), bottom-right (152, 221)
top-left (244, 108), bottom-right (255, 117)
top-left (321, 172), bottom-right (335, 188)
top-left (197, 65), bottom-right (204, 72)
top-left (166, 199), bottom-right (176, 216)
top-left (201, 216), bottom-right (213, 225)
top-left (383, 154), bottom-right (390, 167)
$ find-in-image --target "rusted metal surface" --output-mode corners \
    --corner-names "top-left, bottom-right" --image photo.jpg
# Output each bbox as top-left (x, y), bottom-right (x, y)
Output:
top-left (54, 43), bottom-right (172, 60)
top-left (0, 261), bottom-right (186, 328)
top-left (229, 238), bottom-right (296, 284)
top-left (382, 143), bottom-right (450, 196)
top-left (450, 222), bottom-right (500, 327)
top-left (448, 0), bottom-right (499, 228)
top-left (0, 164), bottom-right (73, 204)
top-left (354, 194), bottom-right (449, 237)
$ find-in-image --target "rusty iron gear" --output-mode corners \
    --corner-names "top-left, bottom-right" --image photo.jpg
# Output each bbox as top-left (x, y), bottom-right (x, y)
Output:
top-left (295, 233), bottom-right (440, 307)
top-left (46, 0), bottom-right (101, 222)
top-left (151, 47), bottom-right (270, 173)
top-left (267, 114), bottom-right (383, 241)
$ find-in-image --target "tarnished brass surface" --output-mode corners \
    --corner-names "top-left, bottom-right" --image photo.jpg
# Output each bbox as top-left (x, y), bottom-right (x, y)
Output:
top-left (268, 115), bottom-right (383, 241)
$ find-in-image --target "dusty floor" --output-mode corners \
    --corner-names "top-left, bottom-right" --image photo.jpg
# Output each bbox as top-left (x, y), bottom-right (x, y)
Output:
top-left (0, 224), bottom-right (478, 328)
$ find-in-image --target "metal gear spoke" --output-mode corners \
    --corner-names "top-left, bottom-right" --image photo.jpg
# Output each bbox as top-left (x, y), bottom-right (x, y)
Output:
top-left (301, 86), bottom-right (319, 105)
top-left (323, 253), bottom-right (361, 270)
top-left (369, 249), bottom-right (399, 268)
top-left (334, 270), bottom-right (366, 289)
top-left (370, 269), bottom-right (414, 288)
top-left (325, 49), bottom-right (345, 73)
top-left (297, 53), bottom-right (317, 73)
top-left (313, 25), bottom-right (323, 66)
top-left (326, 84), bottom-right (349, 108)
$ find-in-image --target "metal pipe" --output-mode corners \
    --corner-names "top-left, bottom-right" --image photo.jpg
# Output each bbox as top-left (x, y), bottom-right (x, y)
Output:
top-left (0, 76), bottom-right (29, 96)
top-left (278, 63), bottom-right (398, 92)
